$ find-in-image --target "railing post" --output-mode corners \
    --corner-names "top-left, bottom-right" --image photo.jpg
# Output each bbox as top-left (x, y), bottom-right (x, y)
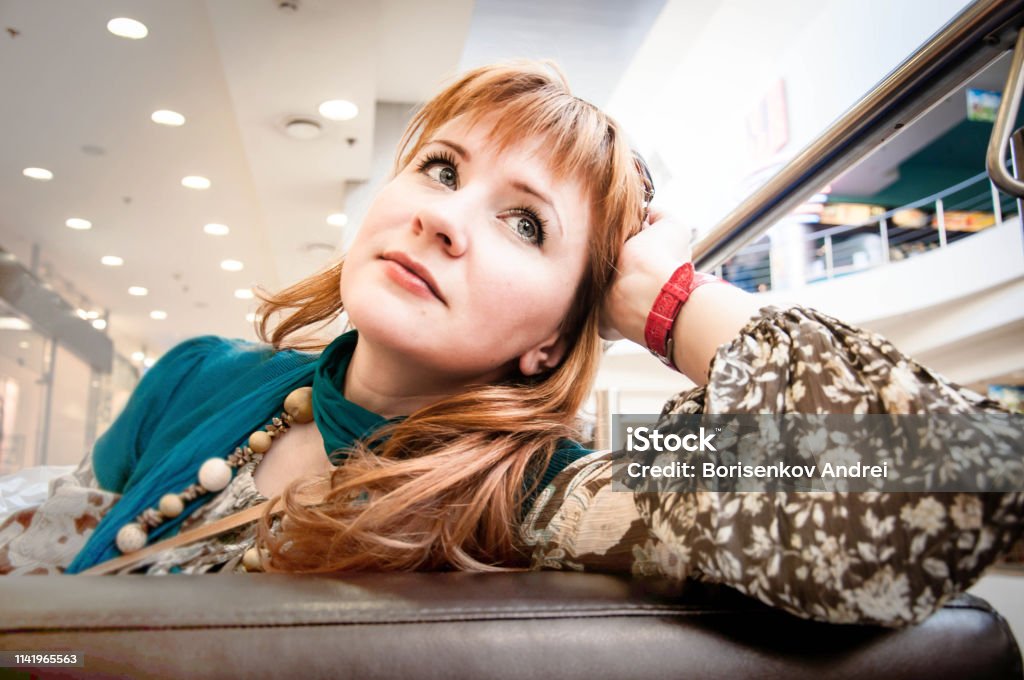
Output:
top-left (1011, 128), bottom-right (1024, 243)
top-left (935, 198), bottom-right (948, 247)
top-left (824, 235), bottom-right (834, 278)
top-left (594, 389), bottom-right (618, 450)
top-left (991, 181), bottom-right (1004, 225)
top-left (879, 218), bottom-right (890, 263)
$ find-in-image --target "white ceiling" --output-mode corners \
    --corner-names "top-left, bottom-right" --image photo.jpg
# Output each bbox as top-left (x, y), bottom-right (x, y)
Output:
top-left (0, 0), bottom-right (664, 363)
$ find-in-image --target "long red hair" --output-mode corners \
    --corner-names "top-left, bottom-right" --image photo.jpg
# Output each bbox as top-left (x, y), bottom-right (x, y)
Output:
top-left (255, 61), bottom-right (646, 571)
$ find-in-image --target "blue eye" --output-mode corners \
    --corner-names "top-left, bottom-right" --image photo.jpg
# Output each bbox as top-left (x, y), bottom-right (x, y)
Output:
top-left (417, 152), bottom-right (458, 189)
top-left (504, 208), bottom-right (547, 246)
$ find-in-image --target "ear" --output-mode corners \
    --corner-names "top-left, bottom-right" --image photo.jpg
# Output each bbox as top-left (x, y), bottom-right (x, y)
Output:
top-left (518, 330), bottom-right (569, 377)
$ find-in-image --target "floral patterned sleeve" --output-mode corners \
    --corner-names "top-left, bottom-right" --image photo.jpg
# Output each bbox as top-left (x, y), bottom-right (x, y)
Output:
top-left (519, 305), bottom-right (1024, 627)
top-left (0, 450), bottom-right (120, 575)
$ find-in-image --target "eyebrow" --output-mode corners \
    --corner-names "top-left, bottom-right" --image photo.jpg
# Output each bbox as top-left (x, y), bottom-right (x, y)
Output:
top-left (431, 138), bottom-right (564, 238)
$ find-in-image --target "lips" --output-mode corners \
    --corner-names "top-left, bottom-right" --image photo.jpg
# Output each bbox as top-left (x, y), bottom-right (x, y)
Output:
top-left (381, 251), bottom-right (446, 304)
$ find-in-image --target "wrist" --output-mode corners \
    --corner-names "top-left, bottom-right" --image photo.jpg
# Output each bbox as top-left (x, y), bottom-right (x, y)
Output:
top-left (643, 263), bottom-right (722, 371)
top-left (605, 262), bottom-right (677, 345)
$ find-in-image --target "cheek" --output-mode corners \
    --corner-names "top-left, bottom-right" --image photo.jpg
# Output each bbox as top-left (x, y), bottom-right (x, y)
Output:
top-left (350, 181), bottom-right (411, 244)
top-left (469, 260), bottom-right (580, 333)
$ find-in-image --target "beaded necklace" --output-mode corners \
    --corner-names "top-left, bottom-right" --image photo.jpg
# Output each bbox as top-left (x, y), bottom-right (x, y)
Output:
top-left (113, 386), bottom-right (314, 566)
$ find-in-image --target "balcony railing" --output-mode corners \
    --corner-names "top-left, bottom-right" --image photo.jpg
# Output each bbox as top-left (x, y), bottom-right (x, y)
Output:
top-left (718, 171), bottom-right (1019, 292)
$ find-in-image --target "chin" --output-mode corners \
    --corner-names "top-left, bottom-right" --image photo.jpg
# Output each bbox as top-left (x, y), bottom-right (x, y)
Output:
top-left (346, 297), bottom-right (431, 352)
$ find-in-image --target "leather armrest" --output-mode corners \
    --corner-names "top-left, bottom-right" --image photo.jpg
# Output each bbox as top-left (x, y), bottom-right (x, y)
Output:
top-left (1, 572), bottom-right (1020, 679)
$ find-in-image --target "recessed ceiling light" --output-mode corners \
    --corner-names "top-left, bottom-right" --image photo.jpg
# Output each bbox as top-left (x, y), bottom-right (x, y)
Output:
top-left (318, 99), bottom-right (359, 121)
top-left (18, 341), bottom-right (30, 349)
top-left (234, 288), bottom-right (254, 299)
top-left (23, 167), bottom-right (53, 181)
top-left (220, 259), bottom-right (244, 272)
top-left (131, 351), bottom-right (145, 362)
top-left (0, 317), bottom-right (31, 331)
top-left (150, 310), bottom-right (168, 320)
top-left (91, 318), bottom-right (107, 330)
top-left (181, 175), bottom-right (211, 190)
top-left (143, 356), bottom-right (155, 368)
top-left (326, 213), bottom-right (348, 227)
top-left (66, 218), bottom-right (92, 230)
top-left (107, 17), bottom-right (148, 40)
top-left (75, 309), bottom-right (89, 320)
top-left (151, 110), bottom-right (186, 126)
top-left (101, 255), bottom-right (124, 266)
top-left (128, 286), bottom-right (148, 296)
top-left (204, 223), bottom-right (230, 236)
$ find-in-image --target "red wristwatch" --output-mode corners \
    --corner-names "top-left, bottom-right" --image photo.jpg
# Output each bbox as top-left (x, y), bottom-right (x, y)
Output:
top-left (644, 262), bottom-right (721, 371)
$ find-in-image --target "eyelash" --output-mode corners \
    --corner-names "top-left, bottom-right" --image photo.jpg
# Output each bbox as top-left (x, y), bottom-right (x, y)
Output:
top-left (416, 151), bottom-right (459, 181)
top-left (415, 151), bottom-right (548, 247)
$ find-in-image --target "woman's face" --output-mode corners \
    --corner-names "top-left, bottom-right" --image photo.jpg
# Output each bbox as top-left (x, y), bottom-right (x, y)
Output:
top-left (341, 116), bottom-right (592, 386)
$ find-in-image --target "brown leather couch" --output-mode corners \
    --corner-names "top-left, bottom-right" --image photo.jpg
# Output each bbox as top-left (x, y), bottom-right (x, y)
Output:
top-left (1, 572), bottom-right (1020, 679)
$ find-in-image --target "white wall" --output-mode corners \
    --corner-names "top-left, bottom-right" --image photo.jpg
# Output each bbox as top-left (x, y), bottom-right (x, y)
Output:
top-left (607, 0), bottom-right (973, 232)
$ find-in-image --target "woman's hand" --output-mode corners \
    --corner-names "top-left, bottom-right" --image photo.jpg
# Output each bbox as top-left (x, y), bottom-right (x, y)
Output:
top-left (600, 209), bottom-right (762, 384)
top-left (599, 209), bottom-right (693, 344)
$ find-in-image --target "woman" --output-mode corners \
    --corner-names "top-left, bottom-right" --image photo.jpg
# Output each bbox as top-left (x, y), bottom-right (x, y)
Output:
top-left (0, 61), bottom-right (1020, 629)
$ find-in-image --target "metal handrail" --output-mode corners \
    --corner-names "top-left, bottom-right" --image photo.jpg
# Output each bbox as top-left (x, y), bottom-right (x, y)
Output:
top-left (693, 0), bottom-right (1024, 270)
top-left (987, 29), bottom-right (1024, 196)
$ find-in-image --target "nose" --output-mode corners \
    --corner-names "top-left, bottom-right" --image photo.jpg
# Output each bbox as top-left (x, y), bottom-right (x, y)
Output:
top-left (413, 195), bottom-right (470, 257)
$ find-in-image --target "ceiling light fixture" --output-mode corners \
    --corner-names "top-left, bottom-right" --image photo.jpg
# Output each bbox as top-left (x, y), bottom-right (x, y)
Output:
top-left (150, 310), bottom-right (168, 320)
top-left (181, 175), bottom-right (211, 190)
top-left (23, 167), bottom-right (53, 181)
top-left (220, 259), bottom-right (244, 272)
top-left (284, 117), bottom-right (322, 139)
top-left (151, 110), bottom-right (186, 126)
top-left (318, 99), bottom-right (358, 121)
top-left (0, 317), bottom-right (31, 331)
top-left (107, 17), bottom-right (148, 39)
top-left (204, 223), bottom-right (230, 236)
top-left (101, 255), bottom-right (124, 266)
top-left (234, 288), bottom-right (254, 300)
top-left (128, 286), bottom-right (148, 296)
top-left (66, 218), bottom-right (92, 230)
top-left (91, 319), bottom-right (107, 330)
top-left (131, 351), bottom-right (145, 362)
top-left (326, 213), bottom-right (348, 227)
top-left (143, 357), bottom-right (155, 368)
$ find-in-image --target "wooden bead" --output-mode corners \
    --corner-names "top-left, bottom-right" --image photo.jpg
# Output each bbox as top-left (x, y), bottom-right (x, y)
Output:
top-left (116, 523), bottom-right (148, 554)
top-left (249, 430), bottom-right (272, 454)
top-left (198, 458), bottom-right (232, 492)
top-left (242, 547), bottom-right (264, 572)
top-left (284, 387), bottom-right (314, 424)
top-left (159, 494), bottom-right (184, 518)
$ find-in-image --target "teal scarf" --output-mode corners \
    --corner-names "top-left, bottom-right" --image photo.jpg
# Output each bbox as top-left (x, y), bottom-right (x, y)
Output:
top-left (68, 331), bottom-right (376, 572)
top-left (313, 331), bottom-right (398, 460)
